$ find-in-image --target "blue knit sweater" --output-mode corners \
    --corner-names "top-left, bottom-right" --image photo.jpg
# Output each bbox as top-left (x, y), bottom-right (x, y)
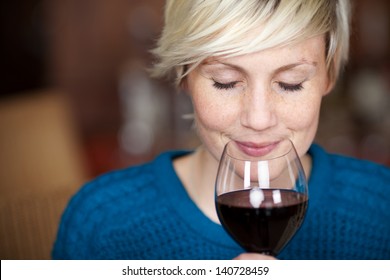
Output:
top-left (52, 144), bottom-right (390, 259)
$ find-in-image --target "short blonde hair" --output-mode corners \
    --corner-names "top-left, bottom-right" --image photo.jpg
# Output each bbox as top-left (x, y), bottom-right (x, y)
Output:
top-left (151, 0), bottom-right (351, 86)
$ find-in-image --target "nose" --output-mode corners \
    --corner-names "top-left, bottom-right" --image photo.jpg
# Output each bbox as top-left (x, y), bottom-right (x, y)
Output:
top-left (240, 87), bottom-right (277, 131)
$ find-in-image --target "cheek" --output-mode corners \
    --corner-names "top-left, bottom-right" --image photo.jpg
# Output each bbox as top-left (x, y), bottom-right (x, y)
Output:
top-left (192, 91), bottom-right (239, 131)
top-left (282, 93), bottom-right (322, 157)
top-left (283, 80), bottom-right (325, 131)
top-left (288, 97), bottom-right (321, 129)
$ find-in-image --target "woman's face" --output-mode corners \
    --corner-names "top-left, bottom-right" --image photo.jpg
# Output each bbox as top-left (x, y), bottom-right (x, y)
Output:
top-left (185, 35), bottom-right (332, 161)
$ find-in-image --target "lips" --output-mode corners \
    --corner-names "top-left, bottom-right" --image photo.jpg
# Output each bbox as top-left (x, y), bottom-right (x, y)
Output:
top-left (235, 141), bottom-right (280, 157)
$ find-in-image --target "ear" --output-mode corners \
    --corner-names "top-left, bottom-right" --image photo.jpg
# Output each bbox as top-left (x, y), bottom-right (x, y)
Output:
top-left (323, 75), bottom-right (336, 96)
top-left (179, 77), bottom-right (188, 91)
top-left (178, 78), bottom-right (192, 98)
top-left (323, 60), bottom-right (338, 96)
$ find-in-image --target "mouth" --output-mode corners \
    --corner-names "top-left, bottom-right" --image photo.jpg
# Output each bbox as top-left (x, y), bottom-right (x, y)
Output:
top-left (235, 140), bottom-right (280, 157)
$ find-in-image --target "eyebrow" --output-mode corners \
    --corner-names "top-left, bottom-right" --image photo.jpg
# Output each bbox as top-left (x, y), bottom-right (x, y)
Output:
top-left (202, 59), bottom-right (318, 74)
top-left (201, 60), bottom-right (244, 72)
top-left (276, 61), bottom-right (318, 73)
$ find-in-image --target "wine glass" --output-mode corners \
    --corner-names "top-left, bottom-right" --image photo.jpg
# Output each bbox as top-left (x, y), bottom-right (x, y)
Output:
top-left (215, 137), bottom-right (308, 256)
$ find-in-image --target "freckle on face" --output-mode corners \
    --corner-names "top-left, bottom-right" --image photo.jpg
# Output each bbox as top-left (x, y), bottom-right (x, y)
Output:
top-left (187, 36), bottom-right (329, 161)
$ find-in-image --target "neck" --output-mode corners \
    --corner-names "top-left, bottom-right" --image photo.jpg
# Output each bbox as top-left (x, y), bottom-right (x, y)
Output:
top-left (301, 153), bottom-right (313, 180)
top-left (173, 145), bottom-right (220, 223)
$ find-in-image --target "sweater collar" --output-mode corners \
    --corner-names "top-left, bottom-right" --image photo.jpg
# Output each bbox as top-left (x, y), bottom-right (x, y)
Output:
top-left (307, 143), bottom-right (332, 206)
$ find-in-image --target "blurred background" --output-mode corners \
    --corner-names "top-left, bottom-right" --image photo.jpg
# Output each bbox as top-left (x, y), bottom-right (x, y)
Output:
top-left (0, 0), bottom-right (389, 259)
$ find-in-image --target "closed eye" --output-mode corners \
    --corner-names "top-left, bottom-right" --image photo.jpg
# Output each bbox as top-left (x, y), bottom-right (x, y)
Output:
top-left (212, 80), bottom-right (238, 90)
top-left (278, 82), bottom-right (303, 92)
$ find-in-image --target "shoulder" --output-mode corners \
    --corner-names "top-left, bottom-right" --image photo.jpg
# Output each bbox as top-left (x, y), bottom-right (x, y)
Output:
top-left (52, 160), bottom-right (154, 259)
top-left (64, 161), bottom-right (152, 220)
top-left (309, 143), bottom-right (390, 187)
top-left (291, 144), bottom-right (390, 259)
top-left (309, 143), bottom-right (390, 224)
top-left (52, 150), bottom-right (189, 259)
top-left (64, 150), bottom-right (189, 214)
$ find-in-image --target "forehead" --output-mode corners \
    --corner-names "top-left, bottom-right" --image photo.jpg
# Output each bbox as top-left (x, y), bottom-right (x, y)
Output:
top-left (201, 35), bottom-right (326, 72)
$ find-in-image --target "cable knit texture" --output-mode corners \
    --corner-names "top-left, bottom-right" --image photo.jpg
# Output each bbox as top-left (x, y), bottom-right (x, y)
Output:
top-left (52, 144), bottom-right (390, 259)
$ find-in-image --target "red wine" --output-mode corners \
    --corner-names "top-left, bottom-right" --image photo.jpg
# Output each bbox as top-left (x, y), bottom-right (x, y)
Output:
top-left (216, 188), bottom-right (308, 255)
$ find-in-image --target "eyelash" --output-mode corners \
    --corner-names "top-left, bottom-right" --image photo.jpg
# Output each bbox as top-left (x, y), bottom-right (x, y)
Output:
top-left (212, 80), bottom-right (304, 92)
top-left (212, 81), bottom-right (238, 90)
top-left (278, 82), bottom-right (304, 92)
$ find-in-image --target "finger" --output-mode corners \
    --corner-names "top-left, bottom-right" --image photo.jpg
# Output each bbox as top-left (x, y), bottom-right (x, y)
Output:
top-left (233, 253), bottom-right (277, 260)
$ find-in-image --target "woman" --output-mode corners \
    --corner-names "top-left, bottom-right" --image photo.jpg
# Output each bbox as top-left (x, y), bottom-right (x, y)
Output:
top-left (53, 0), bottom-right (390, 259)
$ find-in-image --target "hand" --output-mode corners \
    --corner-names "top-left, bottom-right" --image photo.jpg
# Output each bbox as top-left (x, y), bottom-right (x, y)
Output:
top-left (233, 253), bottom-right (277, 260)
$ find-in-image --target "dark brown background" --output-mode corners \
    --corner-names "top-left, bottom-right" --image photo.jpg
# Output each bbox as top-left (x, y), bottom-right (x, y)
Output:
top-left (0, 0), bottom-right (389, 259)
